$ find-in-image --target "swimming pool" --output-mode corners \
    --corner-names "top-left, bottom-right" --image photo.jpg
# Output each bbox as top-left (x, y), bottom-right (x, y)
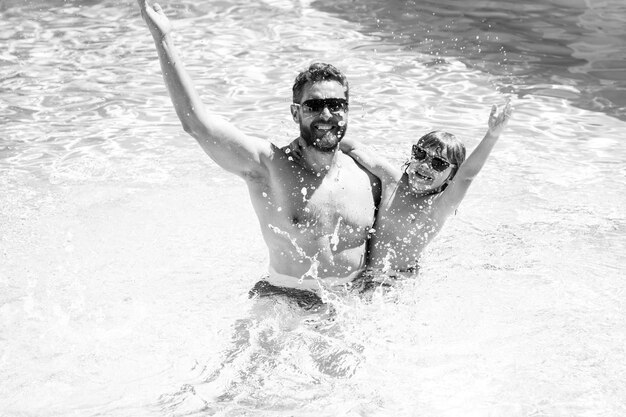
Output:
top-left (1, 0), bottom-right (625, 415)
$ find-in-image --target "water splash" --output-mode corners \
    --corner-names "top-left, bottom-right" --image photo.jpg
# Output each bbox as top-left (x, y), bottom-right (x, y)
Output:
top-left (268, 224), bottom-right (319, 283)
top-left (329, 216), bottom-right (342, 252)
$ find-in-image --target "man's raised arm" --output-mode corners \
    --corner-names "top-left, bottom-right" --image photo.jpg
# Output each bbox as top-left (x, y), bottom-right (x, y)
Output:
top-left (137, 0), bottom-right (271, 178)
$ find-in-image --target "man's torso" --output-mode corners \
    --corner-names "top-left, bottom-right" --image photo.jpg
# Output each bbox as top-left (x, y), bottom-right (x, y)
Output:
top-left (246, 145), bottom-right (379, 287)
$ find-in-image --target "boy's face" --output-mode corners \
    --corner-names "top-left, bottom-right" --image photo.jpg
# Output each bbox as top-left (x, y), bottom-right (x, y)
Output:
top-left (406, 144), bottom-right (453, 194)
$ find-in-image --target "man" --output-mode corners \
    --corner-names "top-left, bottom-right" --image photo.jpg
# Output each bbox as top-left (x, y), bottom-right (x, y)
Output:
top-left (137, 1), bottom-right (379, 301)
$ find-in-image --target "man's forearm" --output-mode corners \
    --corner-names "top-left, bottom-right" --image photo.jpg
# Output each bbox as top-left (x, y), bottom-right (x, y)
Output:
top-left (152, 34), bottom-right (208, 137)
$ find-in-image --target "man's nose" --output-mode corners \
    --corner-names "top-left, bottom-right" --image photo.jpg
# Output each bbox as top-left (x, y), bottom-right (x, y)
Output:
top-left (319, 107), bottom-right (333, 120)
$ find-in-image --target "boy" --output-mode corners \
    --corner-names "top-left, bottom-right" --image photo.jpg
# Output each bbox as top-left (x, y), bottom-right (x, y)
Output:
top-left (341, 102), bottom-right (512, 273)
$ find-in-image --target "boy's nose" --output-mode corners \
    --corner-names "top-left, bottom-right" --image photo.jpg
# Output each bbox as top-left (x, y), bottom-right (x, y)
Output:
top-left (419, 161), bottom-right (432, 171)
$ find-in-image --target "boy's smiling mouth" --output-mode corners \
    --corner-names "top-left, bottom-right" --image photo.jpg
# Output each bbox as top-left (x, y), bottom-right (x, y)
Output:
top-left (413, 169), bottom-right (433, 181)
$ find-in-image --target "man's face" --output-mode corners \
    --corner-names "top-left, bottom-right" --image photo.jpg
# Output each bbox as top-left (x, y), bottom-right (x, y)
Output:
top-left (291, 80), bottom-right (348, 152)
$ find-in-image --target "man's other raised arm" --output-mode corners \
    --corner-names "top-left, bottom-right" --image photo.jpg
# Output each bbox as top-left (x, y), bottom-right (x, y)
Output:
top-left (137, 0), bottom-right (270, 178)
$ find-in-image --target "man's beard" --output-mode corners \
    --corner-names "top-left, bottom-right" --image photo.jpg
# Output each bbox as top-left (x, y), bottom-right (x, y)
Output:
top-left (300, 123), bottom-right (347, 152)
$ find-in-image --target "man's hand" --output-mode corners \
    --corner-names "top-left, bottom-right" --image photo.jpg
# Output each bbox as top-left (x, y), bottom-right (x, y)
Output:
top-left (487, 100), bottom-right (512, 137)
top-left (137, 0), bottom-right (171, 40)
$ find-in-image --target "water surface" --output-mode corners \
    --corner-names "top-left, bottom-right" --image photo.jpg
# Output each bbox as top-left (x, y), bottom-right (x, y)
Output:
top-left (1, 0), bottom-right (625, 416)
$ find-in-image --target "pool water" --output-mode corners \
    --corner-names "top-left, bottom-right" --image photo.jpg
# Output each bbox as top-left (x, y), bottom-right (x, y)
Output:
top-left (1, 0), bottom-right (625, 416)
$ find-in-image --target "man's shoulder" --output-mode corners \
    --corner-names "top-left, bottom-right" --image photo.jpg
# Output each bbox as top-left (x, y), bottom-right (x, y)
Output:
top-left (337, 152), bottom-right (381, 202)
top-left (270, 141), bottom-right (300, 163)
top-left (337, 150), bottom-right (364, 169)
top-left (338, 151), bottom-right (380, 183)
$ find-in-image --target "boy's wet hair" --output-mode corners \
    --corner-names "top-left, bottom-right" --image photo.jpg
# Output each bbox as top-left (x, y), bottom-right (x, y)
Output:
top-left (292, 62), bottom-right (349, 104)
top-left (416, 131), bottom-right (466, 183)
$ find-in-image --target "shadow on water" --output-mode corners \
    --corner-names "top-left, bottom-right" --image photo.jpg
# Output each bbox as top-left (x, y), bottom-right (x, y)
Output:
top-left (311, 0), bottom-right (626, 121)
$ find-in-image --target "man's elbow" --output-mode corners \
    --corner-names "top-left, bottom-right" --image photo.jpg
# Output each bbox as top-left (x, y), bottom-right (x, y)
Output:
top-left (180, 118), bottom-right (206, 140)
top-left (181, 120), bottom-right (195, 135)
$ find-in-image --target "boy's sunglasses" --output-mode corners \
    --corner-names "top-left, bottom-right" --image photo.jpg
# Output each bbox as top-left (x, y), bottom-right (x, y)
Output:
top-left (412, 144), bottom-right (455, 172)
top-left (299, 98), bottom-right (348, 114)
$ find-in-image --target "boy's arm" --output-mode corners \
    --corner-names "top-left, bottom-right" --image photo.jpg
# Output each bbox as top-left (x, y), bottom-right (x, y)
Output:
top-left (137, 0), bottom-right (271, 178)
top-left (436, 101), bottom-right (512, 214)
top-left (339, 137), bottom-right (401, 183)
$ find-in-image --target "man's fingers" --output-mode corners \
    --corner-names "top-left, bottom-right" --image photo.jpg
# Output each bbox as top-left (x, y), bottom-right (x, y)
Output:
top-left (153, 3), bottom-right (163, 13)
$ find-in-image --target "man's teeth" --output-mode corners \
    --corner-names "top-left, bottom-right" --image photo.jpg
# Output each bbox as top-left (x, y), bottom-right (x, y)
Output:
top-left (315, 124), bottom-right (333, 130)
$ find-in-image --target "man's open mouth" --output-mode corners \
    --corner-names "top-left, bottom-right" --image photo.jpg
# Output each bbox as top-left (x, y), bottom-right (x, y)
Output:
top-left (313, 123), bottom-right (335, 132)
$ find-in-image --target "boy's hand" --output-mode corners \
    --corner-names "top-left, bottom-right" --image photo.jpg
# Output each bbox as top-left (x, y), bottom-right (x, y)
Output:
top-left (137, 0), bottom-right (172, 40)
top-left (487, 100), bottom-right (512, 137)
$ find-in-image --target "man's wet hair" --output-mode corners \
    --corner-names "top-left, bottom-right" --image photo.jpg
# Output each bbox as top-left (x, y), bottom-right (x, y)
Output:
top-left (292, 62), bottom-right (349, 104)
top-left (417, 131), bottom-right (466, 181)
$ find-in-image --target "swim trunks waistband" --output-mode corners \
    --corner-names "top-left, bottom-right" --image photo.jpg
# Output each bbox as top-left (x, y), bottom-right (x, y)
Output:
top-left (248, 280), bottom-right (323, 310)
top-left (265, 266), bottom-right (362, 293)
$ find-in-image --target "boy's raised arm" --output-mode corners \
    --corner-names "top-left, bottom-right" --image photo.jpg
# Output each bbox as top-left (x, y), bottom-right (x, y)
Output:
top-left (137, 0), bottom-right (271, 178)
top-left (437, 101), bottom-right (512, 213)
top-left (339, 137), bottom-right (401, 183)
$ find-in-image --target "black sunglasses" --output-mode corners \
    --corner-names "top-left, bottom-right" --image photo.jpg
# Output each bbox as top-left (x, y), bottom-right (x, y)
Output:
top-left (412, 144), bottom-right (455, 172)
top-left (300, 98), bottom-right (348, 114)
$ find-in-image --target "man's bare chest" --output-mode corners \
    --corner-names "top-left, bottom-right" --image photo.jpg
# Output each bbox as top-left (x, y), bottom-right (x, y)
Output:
top-left (281, 178), bottom-right (374, 235)
top-left (250, 154), bottom-right (377, 242)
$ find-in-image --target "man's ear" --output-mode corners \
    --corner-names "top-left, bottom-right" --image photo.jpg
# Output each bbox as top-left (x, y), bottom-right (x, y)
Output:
top-left (290, 104), bottom-right (300, 123)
